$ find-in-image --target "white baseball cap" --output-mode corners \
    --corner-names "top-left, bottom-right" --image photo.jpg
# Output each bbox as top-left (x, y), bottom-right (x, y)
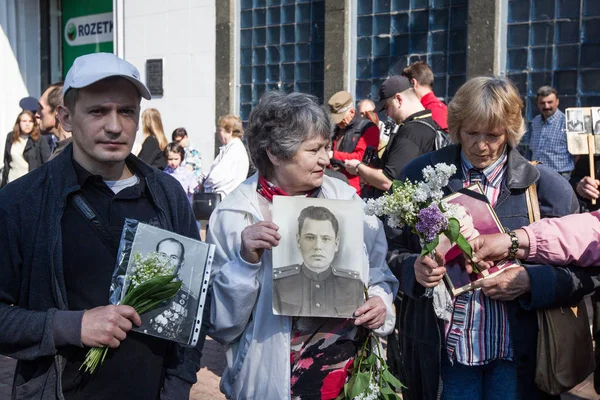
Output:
top-left (63, 52), bottom-right (151, 100)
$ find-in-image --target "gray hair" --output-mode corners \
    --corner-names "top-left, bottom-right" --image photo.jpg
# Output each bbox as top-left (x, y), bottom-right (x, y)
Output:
top-left (537, 85), bottom-right (558, 98)
top-left (245, 91), bottom-right (332, 177)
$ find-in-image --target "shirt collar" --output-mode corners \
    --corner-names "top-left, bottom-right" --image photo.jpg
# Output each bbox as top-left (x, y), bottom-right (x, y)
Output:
top-left (71, 157), bottom-right (144, 198)
top-left (541, 109), bottom-right (563, 125)
top-left (302, 263), bottom-right (333, 281)
top-left (460, 147), bottom-right (508, 188)
top-left (403, 109), bottom-right (433, 124)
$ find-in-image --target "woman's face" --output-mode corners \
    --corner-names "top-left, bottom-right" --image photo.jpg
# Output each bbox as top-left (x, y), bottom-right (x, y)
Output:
top-left (167, 151), bottom-right (182, 169)
top-left (270, 136), bottom-right (331, 195)
top-left (218, 127), bottom-right (233, 145)
top-left (459, 125), bottom-right (507, 169)
top-left (19, 114), bottom-right (34, 135)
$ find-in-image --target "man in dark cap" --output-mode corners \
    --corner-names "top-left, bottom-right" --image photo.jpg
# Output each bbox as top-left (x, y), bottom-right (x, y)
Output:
top-left (344, 76), bottom-right (438, 196)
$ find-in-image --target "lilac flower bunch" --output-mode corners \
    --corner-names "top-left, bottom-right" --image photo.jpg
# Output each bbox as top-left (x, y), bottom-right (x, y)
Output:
top-left (365, 163), bottom-right (473, 259)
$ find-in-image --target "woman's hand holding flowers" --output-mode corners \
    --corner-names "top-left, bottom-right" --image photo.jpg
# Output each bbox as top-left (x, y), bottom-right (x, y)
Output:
top-left (240, 222), bottom-right (281, 264)
top-left (414, 253), bottom-right (446, 288)
top-left (353, 296), bottom-right (386, 330)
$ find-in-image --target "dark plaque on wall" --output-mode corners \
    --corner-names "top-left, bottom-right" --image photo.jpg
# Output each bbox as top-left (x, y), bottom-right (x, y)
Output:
top-left (146, 59), bottom-right (163, 96)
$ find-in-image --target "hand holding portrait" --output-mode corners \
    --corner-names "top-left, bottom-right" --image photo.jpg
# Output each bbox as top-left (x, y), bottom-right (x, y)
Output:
top-left (471, 266), bottom-right (531, 301)
top-left (241, 221), bottom-right (280, 264)
top-left (353, 296), bottom-right (386, 330)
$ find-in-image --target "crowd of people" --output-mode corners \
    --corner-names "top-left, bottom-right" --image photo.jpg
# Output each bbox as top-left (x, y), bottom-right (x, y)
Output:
top-left (0, 51), bottom-right (598, 400)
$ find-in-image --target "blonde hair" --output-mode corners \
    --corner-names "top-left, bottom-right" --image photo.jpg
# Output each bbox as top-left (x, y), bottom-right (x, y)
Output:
top-left (142, 108), bottom-right (168, 150)
top-left (218, 115), bottom-right (244, 138)
top-left (447, 76), bottom-right (525, 147)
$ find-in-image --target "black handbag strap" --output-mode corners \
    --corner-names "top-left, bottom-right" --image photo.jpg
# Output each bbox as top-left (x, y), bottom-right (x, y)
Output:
top-left (71, 193), bottom-right (118, 252)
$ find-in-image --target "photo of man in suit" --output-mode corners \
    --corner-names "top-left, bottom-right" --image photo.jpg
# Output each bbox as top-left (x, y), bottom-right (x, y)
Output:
top-left (141, 238), bottom-right (198, 343)
top-left (272, 206), bottom-right (363, 317)
top-left (567, 109), bottom-right (585, 133)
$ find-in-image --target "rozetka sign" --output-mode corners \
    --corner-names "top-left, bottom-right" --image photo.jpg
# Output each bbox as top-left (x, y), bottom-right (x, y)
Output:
top-left (61, 0), bottom-right (113, 76)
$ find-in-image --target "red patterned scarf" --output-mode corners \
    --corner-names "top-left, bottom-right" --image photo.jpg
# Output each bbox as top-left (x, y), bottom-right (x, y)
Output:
top-left (256, 176), bottom-right (320, 202)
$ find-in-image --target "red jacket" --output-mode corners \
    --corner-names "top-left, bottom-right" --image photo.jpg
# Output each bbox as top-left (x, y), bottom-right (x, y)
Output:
top-left (421, 92), bottom-right (448, 131)
top-left (333, 125), bottom-right (380, 195)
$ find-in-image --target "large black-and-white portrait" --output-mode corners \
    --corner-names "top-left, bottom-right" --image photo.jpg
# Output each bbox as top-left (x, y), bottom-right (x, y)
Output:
top-left (592, 107), bottom-right (600, 135)
top-left (271, 197), bottom-right (365, 318)
top-left (113, 222), bottom-right (213, 346)
top-left (566, 108), bottom-right (585, 133)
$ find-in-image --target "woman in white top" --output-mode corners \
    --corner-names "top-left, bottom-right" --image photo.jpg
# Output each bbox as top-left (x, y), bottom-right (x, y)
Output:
top-left (2, 110), bottom-right (50, 187)
top-left (203, 115), bottom-right (249, 198)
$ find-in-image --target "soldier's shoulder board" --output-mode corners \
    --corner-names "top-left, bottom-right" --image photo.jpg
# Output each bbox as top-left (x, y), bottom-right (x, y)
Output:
top-left (273, 264), bottom-right (301, 280)
top-left (332, 267), bottom-right (361, 280)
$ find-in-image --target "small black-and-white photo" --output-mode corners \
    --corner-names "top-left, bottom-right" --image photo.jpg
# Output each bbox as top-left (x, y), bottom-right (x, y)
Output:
top-left (114, 222), bottom-right (213, 346)
top-left (592, 107), bottom-right (600, 135)
top-left (566, 108), bottom-right (585, 133)
top-left (271, 197), bottom-right (365, 318)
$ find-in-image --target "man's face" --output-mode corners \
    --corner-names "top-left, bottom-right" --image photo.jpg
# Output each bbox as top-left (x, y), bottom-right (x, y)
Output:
top-left (297, 218), bottom-right (339, 272)
top-left (37, 87), bottom-right (56, 131)
top-left (336, 108), bottom-right (355, 129)
top-left (58, 78), bottom-right (140, 169)
top-left (537, 94), bottom-right (559, 120)
top-left (384, 95), bottom-right (402, 124)
top-left (357, 102), bottom-right (374, 118)
top-left (157, 240), bottom-right (184, 273)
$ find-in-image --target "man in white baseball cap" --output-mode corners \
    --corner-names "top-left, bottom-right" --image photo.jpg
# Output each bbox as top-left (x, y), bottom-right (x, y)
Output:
top-left (0, 53), bottom-right (204, 399)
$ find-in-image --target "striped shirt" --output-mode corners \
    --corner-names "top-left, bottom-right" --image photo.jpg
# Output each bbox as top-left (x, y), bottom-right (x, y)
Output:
top-left (444, 149), bottom-right (513, 365)
top-left (528, 109), bottom-right (573, 173)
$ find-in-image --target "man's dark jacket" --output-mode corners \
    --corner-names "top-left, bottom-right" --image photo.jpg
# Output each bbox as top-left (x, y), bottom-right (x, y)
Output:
top-left (0, 144), bottom-right (202, 399)
top-left (2, 132), bottom-right (51, 187)
top-left (388, 145), bottom-right (600, 400)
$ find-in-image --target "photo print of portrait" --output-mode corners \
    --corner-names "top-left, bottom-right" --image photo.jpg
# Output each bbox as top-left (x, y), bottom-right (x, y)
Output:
top-left (592, 107), bottom-right (600, 134)
top-left (441, 185), bottom-right (521, 296)
top-left (110, 221), bottom-right (214, 346)
top-left (566, 108), bottom-right (585, 133)
top-left (271, 197), bottom-right (366, 318)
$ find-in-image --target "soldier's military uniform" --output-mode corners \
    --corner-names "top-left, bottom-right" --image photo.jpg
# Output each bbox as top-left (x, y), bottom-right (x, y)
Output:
top-left (272, 264), bottom-right (363, 317)
top-left (141, 285), bottom-right (198, 343)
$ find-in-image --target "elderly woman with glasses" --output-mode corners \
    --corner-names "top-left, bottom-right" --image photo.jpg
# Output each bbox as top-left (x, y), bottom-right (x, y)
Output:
top-left (387, 76), bottom-right (598, 400)
top-left (207, 91), bottom-right (398, 400)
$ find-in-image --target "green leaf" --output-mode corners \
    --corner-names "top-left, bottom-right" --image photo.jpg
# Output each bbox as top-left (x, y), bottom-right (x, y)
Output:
top-left (380, 385), bottom-right (402, 399)
top-left (349, 372), bottom-right (370, 398)
top-left (344, 375), bottom-right (356, 398)
top-left (382, 369), bottom-right (406, 390)
top-left (420, 235), bottom-right (439, 257)
top-left (456, 233), bottom-right (473, 259)
top-left (360, 352), bottom-right (377, 368)
top-left (445, 218), bottom-right (460, 242)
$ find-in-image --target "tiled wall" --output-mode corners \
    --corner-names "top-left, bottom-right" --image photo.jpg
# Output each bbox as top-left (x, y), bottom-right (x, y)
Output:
top-left (239, 0), bottom-right (325, 121)
top-left (506, 0), bottom-right (600, 120)
top-left (355, 0), bottom-right (468, 103)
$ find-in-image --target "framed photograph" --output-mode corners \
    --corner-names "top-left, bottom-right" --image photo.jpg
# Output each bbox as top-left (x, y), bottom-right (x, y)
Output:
top-left (110, 220), bottom-right (214, 347)
top-left (441, 185), bottom-right (521, 296)
top-left (592, 107), bottom-right (600, 135)
top-left (566, 108), bottom-right (586, 134)
top-left (271, 197), bottom-right (366, 318)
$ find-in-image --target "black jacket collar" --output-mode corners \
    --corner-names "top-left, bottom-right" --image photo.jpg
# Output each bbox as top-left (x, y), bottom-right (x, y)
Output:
top-left (430, 144), bottom-right (540, 193)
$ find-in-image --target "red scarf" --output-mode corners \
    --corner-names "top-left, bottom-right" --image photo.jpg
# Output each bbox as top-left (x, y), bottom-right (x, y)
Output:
top-left (256, 176), bottom-right (320, 202)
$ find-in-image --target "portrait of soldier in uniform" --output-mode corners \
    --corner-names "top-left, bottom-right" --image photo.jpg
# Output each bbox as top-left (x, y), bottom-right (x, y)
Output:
top-left (272, 205), bottom-right (363, 317)
top-left (140, 238), bottom-right (199, 342)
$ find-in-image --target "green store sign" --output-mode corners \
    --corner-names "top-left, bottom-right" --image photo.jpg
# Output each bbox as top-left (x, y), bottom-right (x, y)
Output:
top-left (62, 0), bottom-right (114, 77)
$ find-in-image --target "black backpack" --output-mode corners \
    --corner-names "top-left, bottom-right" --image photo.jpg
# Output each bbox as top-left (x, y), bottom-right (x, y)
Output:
top-left (410, 119), bottom-right (451, 150)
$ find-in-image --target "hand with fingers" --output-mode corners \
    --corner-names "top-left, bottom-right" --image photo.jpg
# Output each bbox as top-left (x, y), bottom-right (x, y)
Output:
top-left (240, 221), bottom-right (281, 264)
top-left (353, 296), bottom-right (386, 330)
top-left (576, 176), bottom-right (600, 201)
top-left (414, 252), bottom-right (446, 288)
top-left (471, 266), bottom-right (530, 301)
top-left (81, 305), bottom-right (142, 348)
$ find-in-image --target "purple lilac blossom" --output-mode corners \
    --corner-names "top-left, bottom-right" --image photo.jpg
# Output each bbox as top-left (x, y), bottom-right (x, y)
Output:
top-left (415, 204), bottom-right (448, 242)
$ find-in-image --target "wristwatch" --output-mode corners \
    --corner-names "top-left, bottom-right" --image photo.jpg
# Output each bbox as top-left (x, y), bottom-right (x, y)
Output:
top-left (507, 230), bottom-right (519, 260)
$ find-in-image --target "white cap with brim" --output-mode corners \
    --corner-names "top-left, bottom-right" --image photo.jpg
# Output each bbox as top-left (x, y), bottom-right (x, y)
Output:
top-left (63, 52), bottom-right (151, 100)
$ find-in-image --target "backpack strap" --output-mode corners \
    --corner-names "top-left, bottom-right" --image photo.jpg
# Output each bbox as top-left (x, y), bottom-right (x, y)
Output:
top-left (71, 193), bottom-right (118, 252)
top-left (525, 161), bottom-right (541, 224)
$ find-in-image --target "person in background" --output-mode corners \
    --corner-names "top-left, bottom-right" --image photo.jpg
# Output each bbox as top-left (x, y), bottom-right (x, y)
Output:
top-left (172, 127), bottom-right (203, 184)
top-left (202, 115), bottom-right (249, 198)
top-left (139, 108), bottom-right (168, 169)
top-left (163, 142), bottom-right (198, 203)
top-left (2, 110), bottom-right (50, 187)
top-left (327, 91), bottom-right (379, 195)
top-left (357, 99), bottom-right (390, 158)
top-left (402, 61), bottom-right (448, 131)
top-left (525, 86), bottom-right (573, 179)
top-left (37, 82), bottom-right (72, 157)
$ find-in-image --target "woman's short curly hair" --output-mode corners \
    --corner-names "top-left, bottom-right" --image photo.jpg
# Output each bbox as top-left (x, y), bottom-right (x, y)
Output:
top-left (245, 91), bottom-right (332, 177)
top-left (447, 76), bottom-right (526, 148)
